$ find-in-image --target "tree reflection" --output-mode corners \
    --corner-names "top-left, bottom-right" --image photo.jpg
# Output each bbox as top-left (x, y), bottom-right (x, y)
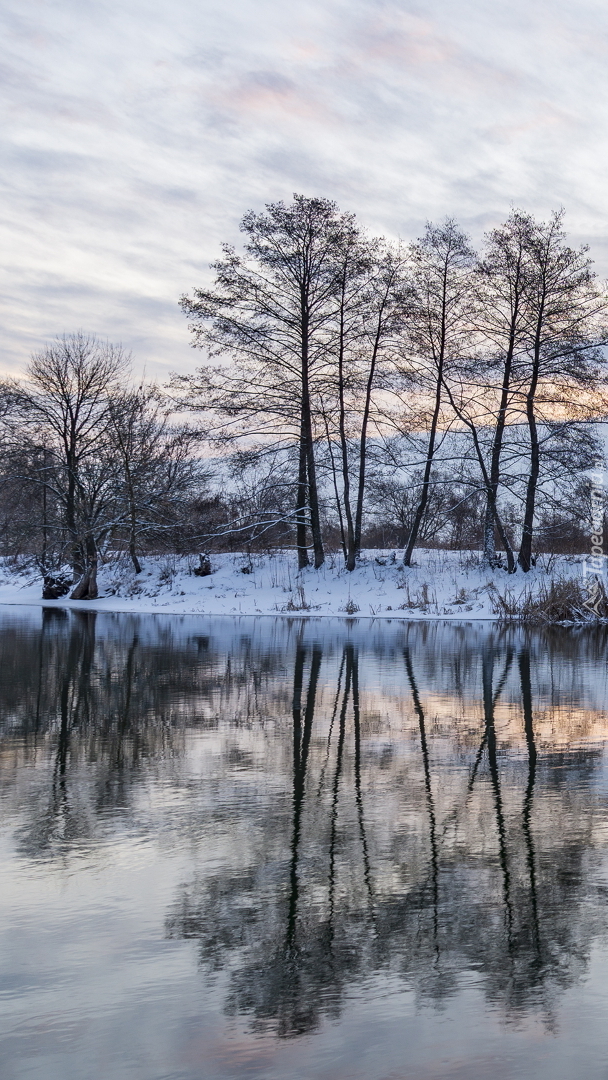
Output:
top-left (520, 646), bottom-right (541, 965)
top-left (1, 613), bottom-right (608, 1036)
top-left (165, 625), bottom-right (608, 1036)
top-left (404, 645), bottom-right (439, 950)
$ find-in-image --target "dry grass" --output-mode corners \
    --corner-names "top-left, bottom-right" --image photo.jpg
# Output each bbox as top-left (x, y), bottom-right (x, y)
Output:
top-left (490, 576), bottom-right (608, 624)
top-left (282, 584), bottom-right (312, 611)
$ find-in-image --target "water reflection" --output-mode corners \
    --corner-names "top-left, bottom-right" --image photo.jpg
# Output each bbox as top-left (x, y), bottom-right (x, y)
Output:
top-left (2, 611), bottom-right (608, 1069)
top-left (164, 627), bottom-right (608, 1036)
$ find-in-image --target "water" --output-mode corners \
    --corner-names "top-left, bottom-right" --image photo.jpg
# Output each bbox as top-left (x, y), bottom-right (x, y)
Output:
top-left (1, 609), bottom-right (608, 1080)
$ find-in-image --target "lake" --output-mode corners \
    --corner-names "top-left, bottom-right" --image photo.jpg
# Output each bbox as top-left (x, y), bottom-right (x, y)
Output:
top-left (1, 608), bottom-right (608, 1079)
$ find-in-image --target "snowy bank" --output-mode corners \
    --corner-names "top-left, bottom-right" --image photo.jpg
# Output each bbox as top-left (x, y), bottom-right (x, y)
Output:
top-left (0, 549), bottom-right (598, 622)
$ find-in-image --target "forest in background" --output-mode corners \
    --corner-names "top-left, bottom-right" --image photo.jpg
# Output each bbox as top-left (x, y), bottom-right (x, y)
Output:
top-left (1, 196), bottom-right (607, 600)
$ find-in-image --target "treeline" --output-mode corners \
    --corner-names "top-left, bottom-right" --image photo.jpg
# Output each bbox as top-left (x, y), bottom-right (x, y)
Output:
top-left (178, 196), bottom-right (608, 574)
top-left (1, 196), bottom-right (607, 595)
top-left (0, 336), bottom-right (212, 597)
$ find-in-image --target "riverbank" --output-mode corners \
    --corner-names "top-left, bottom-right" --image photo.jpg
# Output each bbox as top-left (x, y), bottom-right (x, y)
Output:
top-left (0, 549), bottom-right (599, 622)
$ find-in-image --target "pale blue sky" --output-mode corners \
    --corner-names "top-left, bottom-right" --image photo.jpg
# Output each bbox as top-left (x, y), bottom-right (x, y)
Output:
top-left (2, 0), bottom-right (608, 378)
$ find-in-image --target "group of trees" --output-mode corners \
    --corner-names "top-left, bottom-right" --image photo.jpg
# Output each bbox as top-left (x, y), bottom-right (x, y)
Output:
top-left (0, 335), bottom-right (206, 597)
top-left (1, 196), bottom-right (607, 587)
top-left (179, 196), bottom-right (608, 573)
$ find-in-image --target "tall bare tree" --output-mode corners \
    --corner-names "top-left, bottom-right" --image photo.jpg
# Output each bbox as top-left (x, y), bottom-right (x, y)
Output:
top-left (319, 239), bottom-right (410, 569)
top-left (401, 221), bottom-right (476, 567)
top-left (474, 211), bottom-right (534, 570)
top-left (514, 213), bottom-right (608, 571)
top-left (179, 196), bottom-right (358, 569)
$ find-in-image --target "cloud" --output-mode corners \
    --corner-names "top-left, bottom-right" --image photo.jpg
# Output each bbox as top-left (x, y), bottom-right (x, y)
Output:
top-left (2, 0), bottom-right (608, 377)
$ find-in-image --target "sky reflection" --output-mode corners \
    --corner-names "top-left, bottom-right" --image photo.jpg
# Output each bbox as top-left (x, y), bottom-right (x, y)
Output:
top-left (1, 610), bottom-right (608, 1078)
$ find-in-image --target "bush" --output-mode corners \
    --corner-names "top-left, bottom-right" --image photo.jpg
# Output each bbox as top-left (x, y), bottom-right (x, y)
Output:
top-left (42, 570), bottom-right (72, 600)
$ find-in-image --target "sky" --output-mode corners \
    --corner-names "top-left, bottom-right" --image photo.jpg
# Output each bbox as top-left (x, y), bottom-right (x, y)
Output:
top-left (2, 0), bottom-right (608, 381)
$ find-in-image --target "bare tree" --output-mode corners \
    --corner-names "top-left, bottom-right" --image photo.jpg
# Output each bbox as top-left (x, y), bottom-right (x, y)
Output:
top-left (9, 334), bottom-right (128, 598)
top-left (474, 211), bottom-right (534, 570)
top-left (107, 386), bottom-right (204, 572)
top-left (401, 221), bottom-right (476, 567)
top-left (513, 213), bottom-right (608, 570)
top-left (426, 212), bottom-right (608, 572)
top-left (179, 195), bottom-right (359, 570)
top-left (319, 239), bottom-right (410, 569)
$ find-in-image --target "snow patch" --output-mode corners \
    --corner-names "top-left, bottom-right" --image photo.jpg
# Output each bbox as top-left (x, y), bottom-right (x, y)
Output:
top-left (0, 550), bottom-right (591, 622)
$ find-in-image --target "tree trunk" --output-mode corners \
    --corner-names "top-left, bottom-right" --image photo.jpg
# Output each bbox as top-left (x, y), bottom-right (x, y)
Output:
top-left (336, 308), bottom-right (356, 571)
top-left (482, 509), bottom-right (496, 565)
top-left (483, 310), bottom-right (518, 569)
top-left (129, 540), bottom-right (142, 575)
top-left (126, 464), bottom-right (142, 573)
top-left (353, 313), bottom-right (384, 564)
top-left (518, 326), bottom-right (542, 572)
top-left (41, 451), bottom-right (48, 572)
top-left (306, 431), bottom-right (324, 569)
top-left (485, 484), bottom-right (516, 574)
top-left (70, 570), bottom-right (91, 600)
top-left (483, 501), bottom-right (515, 574)
top-left (70, 534), bottom-right (99, 599)
top-left (87, 557), bottom-right (99, 599)
top-left (483, 393), bottom-right (516, 570)
top-left (403, 391), bottom-right (441, 567)
top-left (323, 410), bottom-right (347, 558)
top-left (296, 413), bottom-right (310, 570)
top-left (404, 264), bottom-right (448, 568)
top-left (66, 448), bottom-right (83, 580)
top-left (300, 309), bottom-right (324, 568)
top-left (517, 398), bottom-right (540, 571)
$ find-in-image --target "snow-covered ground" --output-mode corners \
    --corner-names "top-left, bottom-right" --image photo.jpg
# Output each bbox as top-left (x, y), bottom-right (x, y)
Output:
top-left (0, 549), bottom-right (591, 620)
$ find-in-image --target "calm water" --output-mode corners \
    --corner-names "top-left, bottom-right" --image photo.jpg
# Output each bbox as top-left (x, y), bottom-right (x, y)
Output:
top-left (2, 610), bottom-right (608, 1080)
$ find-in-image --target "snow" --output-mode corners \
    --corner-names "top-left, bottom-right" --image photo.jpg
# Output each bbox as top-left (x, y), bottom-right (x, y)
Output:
top-left (0, 549), bottom-right (592, 621)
